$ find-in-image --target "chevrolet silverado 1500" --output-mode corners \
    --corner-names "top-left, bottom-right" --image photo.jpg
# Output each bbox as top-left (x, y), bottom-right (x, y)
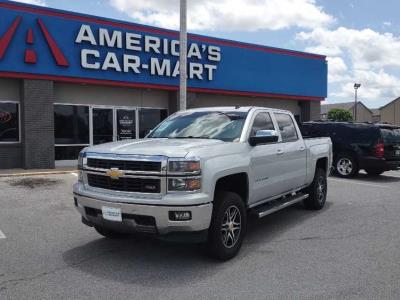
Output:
top-left (74, 106), bottom-right (332, 260)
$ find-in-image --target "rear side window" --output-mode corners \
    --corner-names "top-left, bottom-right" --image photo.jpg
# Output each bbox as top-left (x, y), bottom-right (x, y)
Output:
top-left (275, 113), bottom-right (298, 142)
top-left (381, 128), bottom-right (400, 144)
top-left (250, 112), bottom-right (275, 136)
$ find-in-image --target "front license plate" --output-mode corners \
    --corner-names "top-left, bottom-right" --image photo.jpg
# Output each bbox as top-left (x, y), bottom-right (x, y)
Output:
top-left (396, 150), bottom-right (400, 156)
top-left (102, 206), bottom-right (122, 222)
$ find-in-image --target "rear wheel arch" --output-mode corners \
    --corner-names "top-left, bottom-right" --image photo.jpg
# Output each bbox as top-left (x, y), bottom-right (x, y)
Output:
top-left (315, 157), bottom-right (328, 173)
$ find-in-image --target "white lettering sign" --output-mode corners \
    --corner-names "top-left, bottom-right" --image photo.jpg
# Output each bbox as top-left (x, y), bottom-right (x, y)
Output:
top-left (75, 24), bottom-right (221, 81)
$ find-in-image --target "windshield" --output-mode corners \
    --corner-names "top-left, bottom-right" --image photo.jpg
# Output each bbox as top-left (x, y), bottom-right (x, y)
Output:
top-left (147, 110), bottom-right (248, 142)
top-left (381, 127), bottom-right (400, 144)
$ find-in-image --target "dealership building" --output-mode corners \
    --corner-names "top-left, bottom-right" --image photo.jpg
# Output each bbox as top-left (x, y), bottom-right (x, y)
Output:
top-left (0, 1), bottom-right (327, 170)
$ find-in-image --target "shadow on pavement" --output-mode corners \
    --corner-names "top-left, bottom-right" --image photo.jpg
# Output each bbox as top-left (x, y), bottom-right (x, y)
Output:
top-left (63, 201), bottom-right (331, 286)
top-left (351, 172), bottom-right (400, 183)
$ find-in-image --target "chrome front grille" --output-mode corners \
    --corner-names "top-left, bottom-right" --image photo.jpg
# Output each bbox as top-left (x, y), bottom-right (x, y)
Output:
top-left (87, 158), bottom-right (161, 172)
top-left (87, 173), bottom-right (161, 193)
top-left (84, 155), bottom-right (167, 195)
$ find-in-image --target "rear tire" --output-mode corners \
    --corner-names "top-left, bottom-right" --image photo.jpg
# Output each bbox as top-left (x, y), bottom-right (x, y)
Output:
top-left (334, 153), bottom-right (359, 178)
top-left (303, 168), bottom-right (327, 210)
top-left (365, 169), bottom-right (384, 176)
top-left (94, 226), bottom-right (129, 239)
top-left (207, 191), bottom-right (247, 261)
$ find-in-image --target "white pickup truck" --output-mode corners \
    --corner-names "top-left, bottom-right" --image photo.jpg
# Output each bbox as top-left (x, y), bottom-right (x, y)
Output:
top-left (74, 106), bottom-right (332, 260)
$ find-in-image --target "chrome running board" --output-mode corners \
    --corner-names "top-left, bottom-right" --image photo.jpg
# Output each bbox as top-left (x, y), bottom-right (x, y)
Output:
top-left (252, 193), bottom-right (309, 218)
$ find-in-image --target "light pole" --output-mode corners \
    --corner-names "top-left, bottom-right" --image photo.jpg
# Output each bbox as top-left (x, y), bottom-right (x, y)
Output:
top-left (354, 83), bottom-right (361, 121)
top-left (179, 0), bottom-right (187, 111)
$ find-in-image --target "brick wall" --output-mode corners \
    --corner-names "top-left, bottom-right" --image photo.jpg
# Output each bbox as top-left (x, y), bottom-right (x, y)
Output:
top-left (21, 80), bottom-right (55, 169)
top-left (0, 144), bottom-right (22, 169)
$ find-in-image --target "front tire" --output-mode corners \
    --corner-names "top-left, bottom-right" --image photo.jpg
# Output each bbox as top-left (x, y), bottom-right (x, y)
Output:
top-left (94, 226), bottom-right (129, 239)
top-left (207, 191), bottom-right (247, 261)
top-left (334, 153), bottom-right (359, 178)
top-left (303, 168), bottom-right (327, 210)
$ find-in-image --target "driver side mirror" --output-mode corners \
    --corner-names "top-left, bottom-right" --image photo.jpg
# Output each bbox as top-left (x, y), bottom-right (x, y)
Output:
top-left (249, 130), bottom-right (279, 146)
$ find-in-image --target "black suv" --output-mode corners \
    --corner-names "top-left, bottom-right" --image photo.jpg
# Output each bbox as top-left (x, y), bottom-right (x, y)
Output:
top-left (301, 121), bottom-right (400, 177)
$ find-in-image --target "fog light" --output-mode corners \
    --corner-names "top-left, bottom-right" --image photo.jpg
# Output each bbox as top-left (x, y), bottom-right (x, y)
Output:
top-left (169, 211), bottom-right (192, 221)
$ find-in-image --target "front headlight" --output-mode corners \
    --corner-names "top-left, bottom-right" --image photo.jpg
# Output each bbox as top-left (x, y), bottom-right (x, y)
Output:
top-left (168, 158), bottom-right (201, 175)
top-left (78, 150), bottom-right (87, 169)
top-left (168, 177), bottom-right (201, 192)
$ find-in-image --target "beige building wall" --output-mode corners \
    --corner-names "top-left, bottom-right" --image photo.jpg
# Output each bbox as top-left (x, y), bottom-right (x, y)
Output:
top-left (380, 99), bottom-right (400, 125)
top-left (355, 104), bottom-right (373, 122)
top-left (54, 83), bottom-right (169, 109)
top-left (0, 78), bottom-right (20, 102)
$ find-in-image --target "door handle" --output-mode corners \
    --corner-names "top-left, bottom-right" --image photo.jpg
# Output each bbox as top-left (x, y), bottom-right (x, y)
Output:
top-left (299, 146), bottom-right (306, 151)
top-left (277, 149), bottom-right (284, 155)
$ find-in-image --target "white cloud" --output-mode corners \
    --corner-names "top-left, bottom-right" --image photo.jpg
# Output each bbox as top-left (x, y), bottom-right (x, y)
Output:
top-left (297, 27), bottom-right (400, 102)
top-left (331, 70), bottom-right (400, 100)
top-left (326, 57), bottom-right (349, 83)
top-left (12, 0), bottom-right (46, 6)
top-left (109, 0), bottom-right (334, 31)
top-left (383, 21), bottom-right (392, 27)
top-left (297, 27), bottom-right (400, 69)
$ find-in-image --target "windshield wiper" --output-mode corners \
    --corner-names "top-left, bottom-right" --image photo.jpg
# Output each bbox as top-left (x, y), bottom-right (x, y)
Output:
top-left (169, 136), bottom-right (212, 139)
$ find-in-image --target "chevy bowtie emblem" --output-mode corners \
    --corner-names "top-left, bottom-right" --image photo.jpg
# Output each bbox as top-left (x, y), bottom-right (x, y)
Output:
top-left (106, 168), bottom-right (123, 180)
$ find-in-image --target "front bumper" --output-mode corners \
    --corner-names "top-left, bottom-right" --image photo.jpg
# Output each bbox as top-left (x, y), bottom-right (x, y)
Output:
top-left (74, 192), bottom-right (213, 236)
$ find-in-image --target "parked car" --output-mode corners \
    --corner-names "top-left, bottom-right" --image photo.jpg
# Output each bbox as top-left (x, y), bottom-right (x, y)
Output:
top-left (300, 121), bottom-right (400, 177)
top-left (74, 107), bottom-right (332, 260)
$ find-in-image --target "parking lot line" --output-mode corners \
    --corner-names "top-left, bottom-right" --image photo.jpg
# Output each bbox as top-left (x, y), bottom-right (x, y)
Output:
top-left (328, 178), bottom-right (387, 189)
top-left (0, 229), bottom-right (6, 239)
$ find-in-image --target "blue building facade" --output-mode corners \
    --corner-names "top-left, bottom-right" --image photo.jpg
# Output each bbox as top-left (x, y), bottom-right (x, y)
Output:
top-left (0, 0), bottom-right (327, 169)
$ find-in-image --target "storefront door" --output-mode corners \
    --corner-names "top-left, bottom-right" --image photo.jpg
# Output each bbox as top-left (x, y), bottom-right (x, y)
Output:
top-left (116, 109), bottom-right (136, 141)
top-left (90, 107), bottom-right (138, 145)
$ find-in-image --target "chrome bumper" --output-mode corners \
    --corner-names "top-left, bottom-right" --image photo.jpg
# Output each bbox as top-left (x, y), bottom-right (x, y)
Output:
top-left (74, 193), bottom-right (213, 235)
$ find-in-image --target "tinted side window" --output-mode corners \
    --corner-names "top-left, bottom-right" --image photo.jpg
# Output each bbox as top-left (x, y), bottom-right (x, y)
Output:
top-left (275, 113), bottom-right (298, 142)
top-left (250, 112), bottom-right (275, 136)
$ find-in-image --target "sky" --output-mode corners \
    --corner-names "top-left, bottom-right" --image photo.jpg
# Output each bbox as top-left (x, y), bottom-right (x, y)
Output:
top-left (14, 0), bottom-right (400, 108)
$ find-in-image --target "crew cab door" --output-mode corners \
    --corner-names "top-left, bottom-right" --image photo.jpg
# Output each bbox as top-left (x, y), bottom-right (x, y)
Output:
top-left (248, 111), bottom-right (286, 203)
top-left (273, 112), bottom-right (307, 190)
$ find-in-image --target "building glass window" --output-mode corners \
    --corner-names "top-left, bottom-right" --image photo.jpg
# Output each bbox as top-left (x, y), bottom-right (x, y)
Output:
top-left (54, 105), bottom-right (90, 144)
top-left (54, 104), bottom-right (89, 160)
top-left (0, 102), bottom-right (19, 143)
top-left (139, 108), bottom-right (168, 138)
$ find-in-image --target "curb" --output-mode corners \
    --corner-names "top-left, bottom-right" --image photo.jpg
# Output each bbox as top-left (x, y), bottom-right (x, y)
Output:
top-left (0, 170), bottom-right (77, 178)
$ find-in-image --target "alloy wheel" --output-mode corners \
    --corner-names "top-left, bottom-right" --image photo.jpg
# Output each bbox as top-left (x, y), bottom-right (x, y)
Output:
top-left (337, 158), bottom-right (353, 176)
top-left (317, 175), bottom-right (326, 204)
top-left (221, 205), bottom-right (241, 248)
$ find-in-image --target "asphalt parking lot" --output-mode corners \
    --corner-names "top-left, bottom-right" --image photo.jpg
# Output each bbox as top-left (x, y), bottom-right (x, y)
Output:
top-left (1, 171), bottom-right (400, 299)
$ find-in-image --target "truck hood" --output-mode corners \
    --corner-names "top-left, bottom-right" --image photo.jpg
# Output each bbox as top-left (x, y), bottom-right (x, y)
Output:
top-left (86, 138), bottom-right (226, 158)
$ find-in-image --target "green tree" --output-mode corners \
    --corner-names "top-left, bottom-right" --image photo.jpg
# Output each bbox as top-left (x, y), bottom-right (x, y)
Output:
top-left (327, 108), bottom-right (353, 122)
